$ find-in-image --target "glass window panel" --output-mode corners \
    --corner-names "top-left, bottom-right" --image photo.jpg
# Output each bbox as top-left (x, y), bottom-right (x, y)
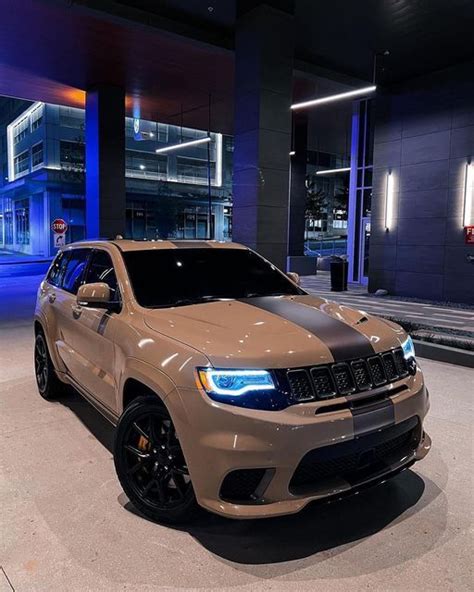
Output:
top-left (32, 142), bottom-right (43, 167)
top-left (62, 248), bottom-right (90, 294)
top-left (85, 250), bottom-right (119, 301)
top-left (14, 151), bottom-right (29, 175)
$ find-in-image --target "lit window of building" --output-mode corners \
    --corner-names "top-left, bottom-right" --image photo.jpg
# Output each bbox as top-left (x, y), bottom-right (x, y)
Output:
top-left (32, 142), bottom-right (44, 168)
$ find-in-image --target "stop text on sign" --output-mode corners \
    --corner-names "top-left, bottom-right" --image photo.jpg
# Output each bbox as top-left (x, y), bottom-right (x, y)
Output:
top-left (51, 218), bottom-right (68, 234)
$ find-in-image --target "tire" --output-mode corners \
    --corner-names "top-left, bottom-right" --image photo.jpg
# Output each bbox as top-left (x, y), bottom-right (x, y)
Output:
top-left (34, 331), bottom-right (67, 400)
top-left (114, 396), bottom-right (198, 524)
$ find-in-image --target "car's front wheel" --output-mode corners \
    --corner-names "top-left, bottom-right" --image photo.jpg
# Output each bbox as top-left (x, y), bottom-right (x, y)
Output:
top-left (114, 396), bottom-right (197, 524)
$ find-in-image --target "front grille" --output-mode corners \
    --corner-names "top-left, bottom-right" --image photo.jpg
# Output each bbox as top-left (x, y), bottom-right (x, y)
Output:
top-left (220, 468), bottom-right (266, 502)
top-left (289, 417), bottom-right (420, 494)
top-left (287, 347), bottom-right (408, 402)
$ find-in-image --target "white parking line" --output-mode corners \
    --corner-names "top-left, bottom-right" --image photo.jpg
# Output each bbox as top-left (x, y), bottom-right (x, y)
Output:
top-left (303, 283), bottom-right (474, 329)
top-left (431, 309), bottom-right (474, 317)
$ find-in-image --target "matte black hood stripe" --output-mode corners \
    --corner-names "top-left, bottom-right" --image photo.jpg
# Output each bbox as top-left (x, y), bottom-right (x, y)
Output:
top-left (241, 297), bottom-right (375, 362)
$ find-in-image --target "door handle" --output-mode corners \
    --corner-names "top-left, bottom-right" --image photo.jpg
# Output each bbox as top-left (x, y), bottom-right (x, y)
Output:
top-left (48, 293), bottom-right (56, 303)
top-left (72, 304), bottom-right (82, 318)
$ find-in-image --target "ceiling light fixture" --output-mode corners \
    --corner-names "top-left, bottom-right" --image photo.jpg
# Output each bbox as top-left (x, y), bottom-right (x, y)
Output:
top-left (315, 167), bottom-right (351, 176)
top-left (291, 85), bottom-right (377, 110)
top-left (155, 136), bottom-right (210, 154)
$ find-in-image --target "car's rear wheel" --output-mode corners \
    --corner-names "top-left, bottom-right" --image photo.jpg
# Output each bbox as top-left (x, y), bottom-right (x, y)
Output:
top-left (34, 331), bottom-right (67, 400)
top-left (114, 396), bottom-right (198, 524)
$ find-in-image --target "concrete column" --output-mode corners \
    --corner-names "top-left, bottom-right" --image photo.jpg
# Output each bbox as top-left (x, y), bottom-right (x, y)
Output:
top-left (232, 2), bottom-right (294, 270)
top-left (85, 85), bottom-right (125, 239)
top-left (287, 113), bottom-right (308, 257)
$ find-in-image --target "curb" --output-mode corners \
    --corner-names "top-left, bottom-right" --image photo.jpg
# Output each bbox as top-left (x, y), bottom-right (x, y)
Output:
top-left (414, 339), bottom-right (474, 368)
top-left (0, 259), bottom-right (52, 266)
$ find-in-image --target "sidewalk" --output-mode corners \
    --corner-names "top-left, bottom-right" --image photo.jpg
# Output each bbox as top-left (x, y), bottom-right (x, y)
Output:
top-left (301, 272), bottom-right (474, 335)
top-left (0, 250), bottom-right (52, 265)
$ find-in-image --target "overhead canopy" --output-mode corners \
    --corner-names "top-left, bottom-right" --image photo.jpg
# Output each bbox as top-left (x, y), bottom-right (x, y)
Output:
top-left (1, 0), bottom-right (473, 133)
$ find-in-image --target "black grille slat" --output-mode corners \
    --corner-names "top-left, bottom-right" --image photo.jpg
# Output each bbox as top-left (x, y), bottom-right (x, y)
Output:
top-left (382, 352), bottom-right (398, 381)
top-left (310, 367), bottom-right (336, 399)
top-left (287, 348), bottom-right (408, 401)
top-left (368, 356), bottom-right (387, 386)
top-left (351, 360), bottom-right (372, 390)
top-left (332, 363), bottom-right (356, 395)
top-left (287, 369), bottom-right (314, 402)
top-left (394, 349), bottom-right (408, 377)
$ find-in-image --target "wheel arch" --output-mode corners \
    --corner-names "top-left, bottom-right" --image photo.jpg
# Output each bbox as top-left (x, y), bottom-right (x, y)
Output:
top-left (122, 378), bottom-right (167, 410)
top-left (33, 314), bottom-right (68, 375)
top-left (119, 358), bottom-right (177, 415)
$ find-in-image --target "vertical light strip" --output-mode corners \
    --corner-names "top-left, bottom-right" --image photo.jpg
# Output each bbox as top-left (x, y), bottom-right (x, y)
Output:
top-left (6, 101), bottom-right (44, 182)
top-left (385, 171), bottom-right (394, 231)
top-left (463, 162), bottom-right (473, 227)
top-left (6, 122), bottom-right (14, 181)
top-left (214, 133), bottom-right (223, 187)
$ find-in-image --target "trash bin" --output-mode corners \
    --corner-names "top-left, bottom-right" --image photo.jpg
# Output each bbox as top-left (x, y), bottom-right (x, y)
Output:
top-left (330, 257), bottom-right (348, 291)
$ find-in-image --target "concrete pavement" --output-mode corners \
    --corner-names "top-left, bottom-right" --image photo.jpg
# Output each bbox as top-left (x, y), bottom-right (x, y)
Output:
top-left (1, 273), bottom-right (473, 591)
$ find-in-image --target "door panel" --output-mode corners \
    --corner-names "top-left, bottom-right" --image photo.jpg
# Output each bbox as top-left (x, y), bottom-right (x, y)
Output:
top-left (69, 249), bottom-right (121, 412)
top-left (70, 306), bottom-right (118, 411)
top-left (51, 248), bottom-right (90, 376)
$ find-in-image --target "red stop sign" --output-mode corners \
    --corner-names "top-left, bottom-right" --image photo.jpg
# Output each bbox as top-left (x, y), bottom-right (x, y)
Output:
top-left (51, 218), bottom-right (68, 234)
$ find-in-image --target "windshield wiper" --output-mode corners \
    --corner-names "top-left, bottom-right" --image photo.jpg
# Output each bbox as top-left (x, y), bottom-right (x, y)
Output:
top-left (245, 291), bottom-right (287, 298)
top-left (170, 295), bottom-right (225, 307)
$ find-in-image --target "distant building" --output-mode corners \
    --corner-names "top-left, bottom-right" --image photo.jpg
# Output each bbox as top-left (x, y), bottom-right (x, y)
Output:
top-left (0, 101), bottom-right (233, 256)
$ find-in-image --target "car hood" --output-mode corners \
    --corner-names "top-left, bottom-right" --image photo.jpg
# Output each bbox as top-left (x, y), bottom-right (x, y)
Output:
top-left (143, 294), bottom-right (405, 368)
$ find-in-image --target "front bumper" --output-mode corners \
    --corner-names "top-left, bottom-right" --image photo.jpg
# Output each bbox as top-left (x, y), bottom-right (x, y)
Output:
top-left (168, 368), bottom-right (430, 519)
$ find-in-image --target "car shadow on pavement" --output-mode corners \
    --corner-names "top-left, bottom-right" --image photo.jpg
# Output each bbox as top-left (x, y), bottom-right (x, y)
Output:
top-left (123, 467), bottom-right (426, 565)
top-left (186, 470), bottom-right (425, 564)
top-left (60, 388), bottom-right (116, 452)
top-left (60, 388), bottom-right (428, 566)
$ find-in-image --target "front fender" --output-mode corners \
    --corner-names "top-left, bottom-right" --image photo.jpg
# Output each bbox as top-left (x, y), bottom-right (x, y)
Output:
top-left (118, 357), bottom-right (178, 415)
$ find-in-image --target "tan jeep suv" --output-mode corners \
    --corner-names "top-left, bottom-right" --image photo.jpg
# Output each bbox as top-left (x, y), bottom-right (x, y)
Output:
top-left (34, 239), bottom-right (431, 523)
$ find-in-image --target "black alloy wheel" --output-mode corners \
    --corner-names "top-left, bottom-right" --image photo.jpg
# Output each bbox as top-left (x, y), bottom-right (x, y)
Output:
top-left (114, 396), bottom-right (197, 524)
top-left (34, 331), bottom-right (66, 400)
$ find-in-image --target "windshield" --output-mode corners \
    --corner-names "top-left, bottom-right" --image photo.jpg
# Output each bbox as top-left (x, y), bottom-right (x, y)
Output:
top-left (122, 247), bottom-right (305, 308)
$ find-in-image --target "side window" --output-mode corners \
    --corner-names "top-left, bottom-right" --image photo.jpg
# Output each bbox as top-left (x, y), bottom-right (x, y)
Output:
top-left (84, 250), bottom-right (120, 302)
top-left (47, 251), bottom-right (69, 287)
top-left (62, 249), bottom-right (90, 295)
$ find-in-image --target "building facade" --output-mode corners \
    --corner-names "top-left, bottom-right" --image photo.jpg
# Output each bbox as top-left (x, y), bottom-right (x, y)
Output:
top-left (369, 62), bottom-right (474, 304)
top-left (0, 101), bottom-right (233, 256)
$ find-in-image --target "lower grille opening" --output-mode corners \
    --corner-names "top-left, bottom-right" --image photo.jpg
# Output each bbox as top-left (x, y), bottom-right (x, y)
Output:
top-left (289, 417), bottom-right (421, 495)
top-left (219, 468), bottom-right (267, 503)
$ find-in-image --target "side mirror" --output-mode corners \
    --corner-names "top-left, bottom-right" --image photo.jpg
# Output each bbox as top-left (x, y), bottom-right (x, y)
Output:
top-left (286, 271), bottom-right (300, 286)
top-left (77, 282), bottom-right (113, 309)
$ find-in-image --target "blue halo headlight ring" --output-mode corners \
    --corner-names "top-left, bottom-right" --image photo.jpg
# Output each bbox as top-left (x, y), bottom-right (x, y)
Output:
top-left (197, 368), bottom-right (275, 397)
top-left (402, 336), bottom-right (417, 375)
top-left (402, 336), bottom-right (416, 360)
